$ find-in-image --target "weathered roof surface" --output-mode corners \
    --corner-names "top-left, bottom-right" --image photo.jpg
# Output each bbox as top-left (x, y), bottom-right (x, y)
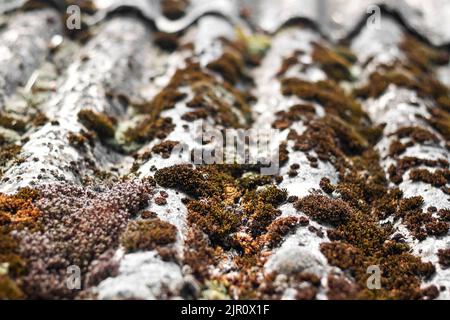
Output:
top-left (0, 0), bottom-right (449, 300)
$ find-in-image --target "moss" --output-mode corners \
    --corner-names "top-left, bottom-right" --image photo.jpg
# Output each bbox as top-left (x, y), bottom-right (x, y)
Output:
top-left (311, 42), bottom-right (354, 82)
top-left (295, 195), bottom-right (353, 226)
top-left (206, 52), bottom-right (245, 84)
top-left (281, 78), bottom-right (366, 127)
top-left (187, 200), bottom-right (240, 246)
top-left (125, 117), bottom-right (175, 145)
top-left (181, 109), bottom-right (208, 121)
top-left (155, 165), bottom-right (224, 198)
top-left (153, 32), bottom-right (179, 52)
top-left (265, 216), bottom-right (304, 248)
top-left (388, 140), bottom-right (408, 157)
top-left (151, 140), bottom-right (179, 159)
top-left (272, 104), bottom-right (316, 130)
top-left (120, 219), bottom-right (177, 253)
top-left (77, 109), bottom-right (116, 139)
top-left (161, 0), bottom-right (189, 20)
top-left (392, 126), bottom-right (439, 144)
top-left (0, 114), bottom-right (27, 132)
top-left (388, 157), bottom-right (449, 184)
top-left (0, 144), bottom-right (21, 169)
top-left (183, 228), bottom-right (218, 281)
top-left (409, 168), bottom-right (449, 187)
top-left (400, 36), bottom-right (449, 72)
top-left (276, 54), bottom-right (299, 78)
top-left (439, 209), bottom-right (450, 222)
top-left (0, 275), bottom-right (24, 299)
top-left (437, 249), bottom-right (450, 269)
top-left (426, 108), bottom-right (450, 141)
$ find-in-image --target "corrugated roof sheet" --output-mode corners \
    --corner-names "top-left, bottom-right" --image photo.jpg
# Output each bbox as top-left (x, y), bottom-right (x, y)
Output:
top-left (0, 0), bottom-right (449, 300)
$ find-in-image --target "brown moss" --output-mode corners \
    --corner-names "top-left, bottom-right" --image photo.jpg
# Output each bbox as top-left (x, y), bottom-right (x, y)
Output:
top-left (272, 104), bottom-right (316, 130)
top-left (183, 227), bottom-right (219, 281)
top-left (265, 216), bottom-right (305, 248)
top-left (281, 78), bottom-right (366, 127)
top-left (151, 140), bottom-right (179, 159)
top-left (120, 219), bottom-right (177, 253)
top-left (187, 199), bottom-right (240, 246)
top-left (0, 144), bottom-right (21, 169)
top-left (409, 168), bottom-right (449, 187)
top-left (392, 126), bottom-right (439, 144)
top-left (0, 275), bottom-right (24, 300)
top-left (426, 108), bottom-right (450, 141)
top-left (161, 0), bottom-right (189, 20)
top-left (125, 117), bottom-right (175, 145)
top-left (155, 165), bottom-right (227, 198)
top-left (206, 51), bottom-right (245, 84)
top-left (400, 36), bottom-right (449, 72)
top-left (153, 32), bottom-right (179, 52)
top-left (295, 195), bottom-right (353, 226)
top-left (0, 114), bottom-right (27, 132)
top-left (437, 249), bottom-right (450, 269)
top-left (181, 109), bottom-right (208, 121)
top-left (388, 157), bottom-right (449, 184)
top-left (311, 42), bottom-right (354, 82)
top-left (77, 109), bottom-right (116, 139)
top-left (276, 54), bottom-right (299, 78)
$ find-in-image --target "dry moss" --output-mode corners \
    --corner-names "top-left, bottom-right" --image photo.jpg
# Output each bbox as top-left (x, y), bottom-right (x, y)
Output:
top-left (0, 114), bottom-right (27, 132)
top-left (437, 249), bottom-right (450, 269)
top-left (121, 219), bottom-right (177, 253)
top-left (161, 0), bottom-right (189, 20)
top-left (151, 140), bottom-right (179, 159)
top-left (295, 195), bottom-right (353, 226)
top-left (77, 109), bottom-right (116, 139)
top-left (311, 42), bottom-right (354, 82)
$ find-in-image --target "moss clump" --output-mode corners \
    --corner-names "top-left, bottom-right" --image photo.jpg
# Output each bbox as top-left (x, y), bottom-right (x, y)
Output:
top-left (187, 200), bottom-right (240, 246)
top-left (437, 249), bottom-right (450, 269)
top-left (400, 36), bottom-right (449, 73)
top-left (155, 165), bottom-right (223, 198)
top-left (0, 144), bottom-right (21, 169)
top-left (0, 114), bottom-right (27, 132)
top-left (0, 275), bottom-right (24, 299)
top-left (388, 157), bottom-right (449, 185)
top-left (183, 227), bottom-right (219, 281)
top-left (151, 140), bottom-right (179, 159)
top-left (295, 195), bottom-right (353, 226)
top-left (161, 0), bottom-right (189, 20)
top-left (125, 117), bottom-right (175, 145)
top-left (77, 109), bottom-right (116, 139)
top-left (272, 104), bottom-right (316, 130)
top-left (409, 168), bottom-right (449, 187)
top-left (392, 126), bottom-right (439, 144)
top-left (265, 216), bottom-right (306, 248)
top-left (311, 42), bottom-right (355, 82)
top-left (206, 51), bottom-right (245, 85)
top-left (181, 109), bottom-right (208, 122)
top-left (153, 32), bottom-right (179, 52)
top-left (281, 78), bottom-right (366, 127)
top-left (426, 108), bottom-right (450, 141)
top-left (121, 219), bottom-right (177, 253)
top-left (0, 189), bottom-right (42, 299)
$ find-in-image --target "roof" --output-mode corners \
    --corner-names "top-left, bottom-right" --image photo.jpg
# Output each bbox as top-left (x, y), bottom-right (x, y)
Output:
top-left (0, 0), bottom-right (449, 300)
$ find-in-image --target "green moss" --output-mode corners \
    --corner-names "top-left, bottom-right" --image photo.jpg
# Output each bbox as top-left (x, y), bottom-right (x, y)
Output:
top-left (121, 219), bottom-right (177, 253)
